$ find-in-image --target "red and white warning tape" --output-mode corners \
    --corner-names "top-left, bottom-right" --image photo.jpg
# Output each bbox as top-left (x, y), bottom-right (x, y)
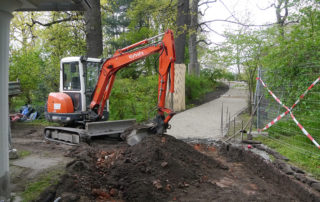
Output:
top-left (256, 76), bottom-right (320, 149)
top-left (257, 76), bottom-right (320, 131)
top-left (290, 113), bottom-right (320, 149)
top-left (256, 78), bottom-right (290, 111)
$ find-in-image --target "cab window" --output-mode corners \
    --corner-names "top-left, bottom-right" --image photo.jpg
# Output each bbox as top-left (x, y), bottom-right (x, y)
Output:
top-left (85, 61), bottom-right (100, 92)
top-left (63, 62), bottom-right (80, 90)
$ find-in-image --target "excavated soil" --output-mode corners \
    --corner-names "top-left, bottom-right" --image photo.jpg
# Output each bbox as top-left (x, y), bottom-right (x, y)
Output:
top-left (35, 135), bottom-right (320, 202)
top-left (39, 135), bottom-right (228, 201)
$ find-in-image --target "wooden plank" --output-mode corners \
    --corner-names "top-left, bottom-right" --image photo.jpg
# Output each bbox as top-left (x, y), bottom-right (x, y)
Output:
top-left (165, 64), bottom-right (186, 112)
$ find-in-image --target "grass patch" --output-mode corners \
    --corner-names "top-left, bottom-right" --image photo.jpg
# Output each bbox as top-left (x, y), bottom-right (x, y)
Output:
top-left (253, 117), bottom-right (320, 179)
top-left (18, 150), bottom-right (31, 158)
top-left (13, 119), bottom-right (60, 127)
top-left (225, 112), bottom-right (252, 139)
top-left (226, 112), bottom-right (320, 179)
top-left (254, 135), bottom-right (320, 180)
top-left (22, 168), bottom-right (64, 202)
top-left (23, 119), bottom-right (60, 126)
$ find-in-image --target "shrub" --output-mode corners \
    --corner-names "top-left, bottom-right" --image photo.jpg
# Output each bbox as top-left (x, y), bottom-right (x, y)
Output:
top-left (185, 74), bottom-right (216, 104)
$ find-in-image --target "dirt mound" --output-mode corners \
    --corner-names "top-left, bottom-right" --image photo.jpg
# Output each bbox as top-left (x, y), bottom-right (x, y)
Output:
top-left (102, 135), bottom-right (227, 201)
top-left (39, 135), bottom-right (228, 202)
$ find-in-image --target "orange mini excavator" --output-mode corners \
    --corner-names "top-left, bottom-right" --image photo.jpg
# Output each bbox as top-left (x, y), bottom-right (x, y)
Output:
top-left (44, 30), bottom-right (176, 145)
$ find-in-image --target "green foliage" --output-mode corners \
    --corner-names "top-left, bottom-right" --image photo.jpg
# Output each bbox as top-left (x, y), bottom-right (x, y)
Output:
top-left (201, 68), bottom-right (235, 82)
top-left (9, 11), bottom-right (86, 110)
top-left (100, 0), bottom-right (176, 79)
top-left (9, 48), bottom-right (45, 104)
top-left (256, 4), bottom-right (320, 155)
top-left (22, 169), bottom-right (64, 202)
top-left (216, 1), bottom-right (320, 178)
top-left (109, 75), bottom-right (158, 122)
top-left (185, 74), bottom-right (215, 104)
top-left (18, 150), bottom-right (31, 158)
top-left (255, 133), bottom-right (320, 179)
top-left (223, 71), bottom-right (236, 81)
top-left (126, 0), bottom-right (176, 32)
top-left (101, 0), bottom-right (133, 54)
top-left (109, 73), bottom-right (217, 122)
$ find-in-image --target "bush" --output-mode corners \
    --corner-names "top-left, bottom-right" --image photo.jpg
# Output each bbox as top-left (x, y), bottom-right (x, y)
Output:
top-left (201, 68), bottom-right (235, 82)
top-left (185, 74), bottom-right (216, 104)
top-left (109, 75), bottom-right (158, 122)
top-left (109, 74), bottom-right (217, 122)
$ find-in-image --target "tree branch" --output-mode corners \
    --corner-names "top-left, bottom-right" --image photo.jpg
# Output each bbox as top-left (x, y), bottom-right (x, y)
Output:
top-left (30, 16), bottom-right (79, 27)
top-left (26, 12), bottom-right (81, 28)
top-left (199, 19), bottom-right (276, 27)
top-left (219, 0), bottom-right (240, 23)
top-left (257, 3), bottom-right (275, 11)
top-left (196, 39), bottom-right (211, 45)
top-left (198, 0), bottom-right (217, 7)
top-left (200, 23), bottom-right (226, 37)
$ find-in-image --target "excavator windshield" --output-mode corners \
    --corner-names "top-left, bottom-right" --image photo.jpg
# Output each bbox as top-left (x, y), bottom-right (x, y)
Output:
top-left (85, 61), bottom-right (101, 91)
top-left (84, 61), bottom-right (102, 109)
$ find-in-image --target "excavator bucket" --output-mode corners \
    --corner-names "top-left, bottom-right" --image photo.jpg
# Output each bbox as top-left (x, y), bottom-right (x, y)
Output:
top-left (122, 123), bottom-right (155, 146)
top-left (122, 117), bottom-right (167, 146)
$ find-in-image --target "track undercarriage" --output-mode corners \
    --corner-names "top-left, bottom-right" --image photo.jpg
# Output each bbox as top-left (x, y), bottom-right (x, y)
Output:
top-left (44, 116), bottom-right (168, 146)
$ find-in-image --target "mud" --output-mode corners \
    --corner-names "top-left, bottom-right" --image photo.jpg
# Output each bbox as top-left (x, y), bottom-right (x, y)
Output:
top-left (36, 135), bottom-right (320, 202)
top-left (218, 142), bottom-right (320, 202)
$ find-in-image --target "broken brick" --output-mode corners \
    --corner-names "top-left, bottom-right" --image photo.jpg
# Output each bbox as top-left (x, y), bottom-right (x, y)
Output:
top-left (161, 161), bottom-right (168, 168)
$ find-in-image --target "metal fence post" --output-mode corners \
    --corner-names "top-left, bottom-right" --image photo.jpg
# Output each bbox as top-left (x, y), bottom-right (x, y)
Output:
top-left (256, 67), bottom-right (261, 129)
top-left (233, 117), bottom-right (236, 142)
top-left (221, 103), bottom-right (223, 136)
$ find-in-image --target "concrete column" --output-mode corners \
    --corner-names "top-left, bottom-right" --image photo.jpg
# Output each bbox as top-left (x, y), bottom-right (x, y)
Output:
top-left (0, 1), bottom-right (21, 200)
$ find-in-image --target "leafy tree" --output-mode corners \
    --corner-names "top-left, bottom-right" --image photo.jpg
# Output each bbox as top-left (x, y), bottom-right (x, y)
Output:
top-left (101, 0), bottom-right (133, 55)
top-left (9, 48), bottom-right (45, 104)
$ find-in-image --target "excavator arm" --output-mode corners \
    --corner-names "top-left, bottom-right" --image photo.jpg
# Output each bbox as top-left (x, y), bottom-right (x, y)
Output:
top-left (90, 30), bottom-right (176, 133)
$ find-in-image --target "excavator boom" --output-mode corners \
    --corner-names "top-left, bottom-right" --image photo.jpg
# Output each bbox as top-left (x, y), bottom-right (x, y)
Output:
top-left (91, 30), bottom-right (175, 117)
top-left (90, 30), bottom-right (176, 133)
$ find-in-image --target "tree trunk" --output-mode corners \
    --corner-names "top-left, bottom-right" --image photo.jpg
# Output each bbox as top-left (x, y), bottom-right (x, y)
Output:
top-left (236, 43), bottom-right (240, 80)
top-left (175, 0), bottom-right (189, 64)
top-left (84, 0), bottom-right (103, 58)
top-left (275, 0), bottom-right (288, 37)
top-left (188, 0), bottom-right (199, 76)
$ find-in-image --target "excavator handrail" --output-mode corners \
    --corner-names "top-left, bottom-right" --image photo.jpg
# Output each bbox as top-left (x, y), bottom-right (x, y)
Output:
top-left (116, 32), bottom-right (166, 54)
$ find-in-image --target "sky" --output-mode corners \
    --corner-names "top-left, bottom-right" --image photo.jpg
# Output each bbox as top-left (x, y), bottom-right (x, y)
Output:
top-left (200, 0), bottom-right (277, 45)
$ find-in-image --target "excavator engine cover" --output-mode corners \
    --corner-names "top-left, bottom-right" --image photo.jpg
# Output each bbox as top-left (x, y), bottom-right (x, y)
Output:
top-left (47, 92), bottom-right (74, 113)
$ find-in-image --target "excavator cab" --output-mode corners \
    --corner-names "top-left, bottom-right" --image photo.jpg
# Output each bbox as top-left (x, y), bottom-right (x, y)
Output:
top-left (46, 56), bottom-right (108, 124)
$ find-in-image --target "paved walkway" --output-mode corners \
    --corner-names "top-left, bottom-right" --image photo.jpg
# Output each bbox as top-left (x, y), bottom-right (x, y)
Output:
top-left (167, 81), bottom-right (248, 140)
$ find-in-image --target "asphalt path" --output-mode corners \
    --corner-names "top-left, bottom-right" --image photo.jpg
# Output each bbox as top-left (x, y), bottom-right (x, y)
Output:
top-left (168, 81), bottom-right (248, 140)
